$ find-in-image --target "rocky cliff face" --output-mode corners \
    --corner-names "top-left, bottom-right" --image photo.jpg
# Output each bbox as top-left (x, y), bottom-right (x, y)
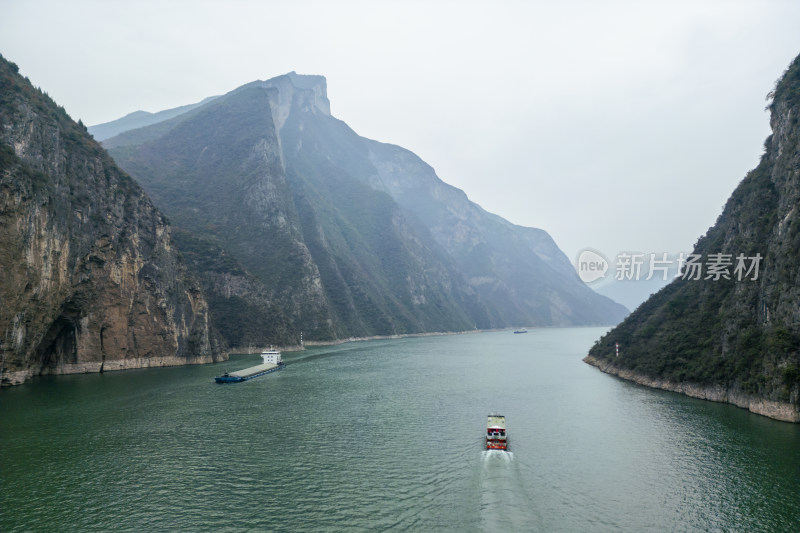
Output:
top-left (101, 71), bottom-right (626, 347)
top-left (363, 139), bottom-right (628, 325)
top-left (262, 72), bottom-right (625, 327)
top-left (107, 77), bottom-right (487, 344)
top-left (586, 53), bottom-right (800, 422)
top-left (0, 56), bottom-right (220, 386)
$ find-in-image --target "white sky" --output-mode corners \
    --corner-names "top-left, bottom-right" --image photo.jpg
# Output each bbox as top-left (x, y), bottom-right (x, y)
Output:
top-left (2, 0), bottom-right (799, 278)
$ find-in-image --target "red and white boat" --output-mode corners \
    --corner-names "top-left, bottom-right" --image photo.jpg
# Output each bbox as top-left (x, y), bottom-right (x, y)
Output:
top-left (486, 414), bottom-right (508, 450)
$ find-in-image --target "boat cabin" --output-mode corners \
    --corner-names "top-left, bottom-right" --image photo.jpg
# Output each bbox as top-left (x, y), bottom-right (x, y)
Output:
top-left (261, 350), bottom-right (281, 365)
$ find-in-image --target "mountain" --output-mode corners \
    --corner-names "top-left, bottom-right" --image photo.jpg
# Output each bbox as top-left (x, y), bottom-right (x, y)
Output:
top-left (0, 55), bottom-right (221, 386)
top-left (105, 76), bottom-right (490, 345)
top-left (585, 53), bottom-right (800, 423)
top-left (362, 138), bottom-right (628, 325)
top-left (101, 72), bottom-right (627, 348)
top-left (87, 96), bottom-right (219, 142)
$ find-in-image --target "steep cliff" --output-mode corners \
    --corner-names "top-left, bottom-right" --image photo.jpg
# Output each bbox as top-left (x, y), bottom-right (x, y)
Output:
top-left (363, 139), bottom-right (628, 325)
top-left (267, 75), bottom-right (626, 327)
top-left (103, 72), bottom-right (625, 347)
top-left (0, 55), bottom-right (220, 385)
top-left (585, 53), bottom-right (800, 422)
top-left (108, 77), bottom-right (487, 344)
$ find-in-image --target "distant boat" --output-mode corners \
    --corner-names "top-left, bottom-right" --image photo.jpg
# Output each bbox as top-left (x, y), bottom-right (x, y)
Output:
top-left (486, 414), bottom-right (508, 450)
top-left (513, 328), bottom-right (528, 334)
top-left (215, 346), bottom-right (285, 383)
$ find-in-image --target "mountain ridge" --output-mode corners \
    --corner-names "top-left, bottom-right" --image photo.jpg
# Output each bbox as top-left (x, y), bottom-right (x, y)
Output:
top-left (100, 72), bottom-right (627, 347)
top-left (88, 95), bottom-right (220, 142)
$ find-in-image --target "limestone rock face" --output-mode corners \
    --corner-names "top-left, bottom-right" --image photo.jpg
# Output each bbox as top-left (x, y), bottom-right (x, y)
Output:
top-left (0, 56), bottom-right (220, 385)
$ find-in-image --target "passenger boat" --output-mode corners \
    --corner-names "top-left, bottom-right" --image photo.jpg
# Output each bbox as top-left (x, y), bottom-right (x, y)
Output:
top-left (215, 346), bottom-right (284, 383)
top-left (486, 414), bottom-right (508, 450)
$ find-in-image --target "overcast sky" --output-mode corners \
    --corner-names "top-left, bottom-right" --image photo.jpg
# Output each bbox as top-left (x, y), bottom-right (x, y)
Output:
top-left (3, 1), bottom-right (799, 292)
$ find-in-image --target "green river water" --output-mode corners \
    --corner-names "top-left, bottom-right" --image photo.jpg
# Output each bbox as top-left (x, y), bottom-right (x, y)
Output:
top-left (1, 328), bottom-right (799, 532)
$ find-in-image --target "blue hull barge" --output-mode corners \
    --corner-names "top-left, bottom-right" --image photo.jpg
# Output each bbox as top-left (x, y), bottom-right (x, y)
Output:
top-left (215, 347), bottom-right (284, 383)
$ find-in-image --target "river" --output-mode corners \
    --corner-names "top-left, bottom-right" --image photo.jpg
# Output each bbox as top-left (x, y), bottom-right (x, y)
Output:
top-left (1, 328), bottom-right (799, 531)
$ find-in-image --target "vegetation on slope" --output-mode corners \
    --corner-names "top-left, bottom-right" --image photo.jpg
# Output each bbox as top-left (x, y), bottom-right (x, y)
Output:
top-left (588, 54), bottom-right (800, 407)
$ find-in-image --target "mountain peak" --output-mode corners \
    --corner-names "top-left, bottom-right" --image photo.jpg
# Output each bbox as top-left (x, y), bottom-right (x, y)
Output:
top-left (249, 71), bottom-right (330, 130)
top-left (285, 71), bottom-right (327, 91)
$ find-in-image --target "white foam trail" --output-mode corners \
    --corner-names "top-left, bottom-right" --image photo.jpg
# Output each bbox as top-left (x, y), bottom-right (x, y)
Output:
top-left (479, 449), bottom-right (539, 530)
top-left (482, 449), bottom-right (513, 463)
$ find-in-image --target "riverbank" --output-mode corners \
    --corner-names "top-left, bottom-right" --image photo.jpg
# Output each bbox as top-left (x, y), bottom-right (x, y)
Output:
top-left (583, 354), bottom-right (800, 423)
top-left (1, 354), bottom-right (223, 386)
top-left (3, 328), bottom-right (524, 386)
top-left (226, 328), bottom-right (499, 355)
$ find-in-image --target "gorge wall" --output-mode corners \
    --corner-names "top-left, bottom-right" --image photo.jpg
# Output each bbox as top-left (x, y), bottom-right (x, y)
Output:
top-left (103, 72), bottom-right (627, 349)
top-left (0, 56), bottom-right (220, 385)
top-left (585, 53), bottom-right (800, 422)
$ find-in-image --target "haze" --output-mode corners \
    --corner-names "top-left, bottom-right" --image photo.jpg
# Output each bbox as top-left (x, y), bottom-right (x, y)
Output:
top-left (2, 0), bottom-right (799, 307)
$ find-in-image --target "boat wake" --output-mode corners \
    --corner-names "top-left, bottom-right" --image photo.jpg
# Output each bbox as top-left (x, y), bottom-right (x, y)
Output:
top-left (482, 449), bottom-right (513, 462)
top-left (478, 449), bottom-right (538, 531)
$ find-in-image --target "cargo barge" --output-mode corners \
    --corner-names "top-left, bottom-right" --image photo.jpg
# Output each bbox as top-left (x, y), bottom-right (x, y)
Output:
top-left (486, 414), bottom-right (508, 450)
top-left (215, 347), bottom-right (284, 383)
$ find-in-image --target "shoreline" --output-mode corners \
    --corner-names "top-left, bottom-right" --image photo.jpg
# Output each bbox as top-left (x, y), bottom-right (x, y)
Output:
top-left (2, 326), bottom-right (606, 386)
top-left (583, 354), bottom-right (800, 423)
top-left (227, 324), bottom-right (617, 355)
top-left (226, 328), bottom-right (500, 355)
top-left (1, 354), bottom-right (223, 387)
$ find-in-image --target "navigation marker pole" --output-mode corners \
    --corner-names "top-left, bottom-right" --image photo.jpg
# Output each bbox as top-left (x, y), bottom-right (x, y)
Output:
top-left (615, 342), bottom-right (619, 357)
